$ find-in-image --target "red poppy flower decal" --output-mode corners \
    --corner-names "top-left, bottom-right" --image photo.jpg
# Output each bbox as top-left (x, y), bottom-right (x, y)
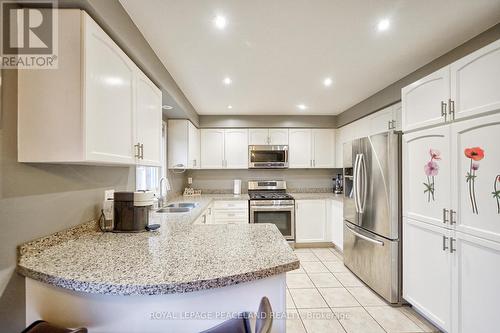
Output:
top-left (464, 147), bottom-right (485, 161)
top-left (464, 146), bottom-right (485, 214)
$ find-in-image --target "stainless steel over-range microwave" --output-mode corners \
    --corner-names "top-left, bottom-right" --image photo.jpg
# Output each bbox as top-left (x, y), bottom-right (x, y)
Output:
top-left (248, 145), bottom-right (289, 169)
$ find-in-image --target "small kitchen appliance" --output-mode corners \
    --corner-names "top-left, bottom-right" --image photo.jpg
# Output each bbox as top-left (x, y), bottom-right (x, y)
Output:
top-left (102, 191), bottom-right (156, 232)
top-left (334, 174), bottom-right (343, 194)
top-left (248, 145), bottom-right (289, 169)
top-left (248, 180), bottom-right (295, 241)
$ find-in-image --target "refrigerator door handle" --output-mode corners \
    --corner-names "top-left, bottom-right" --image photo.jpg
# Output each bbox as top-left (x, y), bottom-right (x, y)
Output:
top-left (345, 224), bottom-right (384, 246)
top-left (353, 154), bottom-right (361, 213)
top-left (359, 153), bottom-right (368, 213)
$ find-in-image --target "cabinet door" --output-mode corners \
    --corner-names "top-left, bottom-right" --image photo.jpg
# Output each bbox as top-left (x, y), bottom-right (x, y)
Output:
top-left (248, 129), bottom-right (269, 145)
top-left (188, 122), bottom-right (200, 169)
top-left (84, 14), bottom-right (135, 164)
top-left (369, 105), bottom-right (394, 135)
top-left (289, 129), bottom-right (312, 168)
top-left (451, 113), bottom-right (500, 243)
top-left (403, 218), bottom-right (452, 332)
top-left (200, 129), bottom-right (225, 169)
top-left (296, 200), bottom-right (327, 243)
top-left (312, 129), bottom-right (335, 168)
top-left (269, 129), bottom-right (289, 145)
top-left (402, 67), bottom-right (450, 132)
top-left (330, 200), bottom-right (344, 250)
top-left (224, 129), bottom-right (249, 169)
top-left (403, 125), bottom-right (451, 227)
top-left (135, 71), bottom-right (162, 166)
top-left (452, 232), bottom-right (500, 333)
top-left (450, 39), bottom-right (500, 120)
top-left (392, 102), bottom-right (402, 131)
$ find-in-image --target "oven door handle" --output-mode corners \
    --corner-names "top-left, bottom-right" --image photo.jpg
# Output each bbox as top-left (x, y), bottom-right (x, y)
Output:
top-left (250, 205), bottom-right (295, 210)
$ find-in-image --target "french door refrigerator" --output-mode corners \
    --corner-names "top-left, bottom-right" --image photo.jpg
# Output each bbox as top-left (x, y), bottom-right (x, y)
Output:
top-left (343, 131), bottom-right (402, 304)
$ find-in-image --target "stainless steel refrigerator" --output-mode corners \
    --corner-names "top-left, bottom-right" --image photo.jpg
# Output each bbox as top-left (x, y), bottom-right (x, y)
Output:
top-left (343, 131), bottom-right (401, 304)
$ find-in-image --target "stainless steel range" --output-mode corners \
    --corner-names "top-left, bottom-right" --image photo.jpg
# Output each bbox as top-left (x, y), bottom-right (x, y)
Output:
top-left (248, 180), bottom-right (295, 241)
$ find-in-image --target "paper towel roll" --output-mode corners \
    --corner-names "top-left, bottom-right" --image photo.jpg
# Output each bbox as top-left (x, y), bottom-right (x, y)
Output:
top-left (233, 179), bottom-right (242, 195)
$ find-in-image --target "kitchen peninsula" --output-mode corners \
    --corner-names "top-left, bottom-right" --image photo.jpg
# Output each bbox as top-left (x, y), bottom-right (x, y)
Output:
top-left (17, 195), bottom-right (299, 333)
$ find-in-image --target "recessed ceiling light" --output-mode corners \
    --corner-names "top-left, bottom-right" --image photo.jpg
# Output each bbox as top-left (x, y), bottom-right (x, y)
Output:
top-left (323, 77), bottom-right (333, 87)
top-left (223, 77), bottom-right (232, 85)
top-left (227, 105), bottom-right (233, 109)
top-left (297, 104), bottom-right (307, 110)
top-left (377, 19), bottom-right (390, 31)
top-left (214, 15), bottom-right (227, 29)
top-left (161, 105), bottom-right (173, 110)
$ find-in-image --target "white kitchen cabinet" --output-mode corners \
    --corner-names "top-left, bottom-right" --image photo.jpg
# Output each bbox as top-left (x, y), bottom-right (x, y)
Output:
top-left (248, 129), bottom-right (269, 145)
top-left (402, 67), bottom-right (450, 132)
top-left (450, 38), bottom-right (500, 121)
top-left (312, 129), bottom-right (335, 168)
top-left (135, 70), bottom-right (162, 166)
top-left (224, 129), bottom-right (249, 169)
top-left (327, 199), bottom-right (344, 250)
top-left (248, 128), bottom-right (288, 145)
top-left (403, 217), bottom-right (452, 332)
top-left (167, 120), bottom-right (200, 169)
top-left (450, 112), bottom-right (500, 243)
top-left (211, 200), bottom-right (249, 224)
top-left (295, 200), bottom-right (327, 243)
top-left (18, 10), bottom-right (162, 166)
top-left (451, 231), bottom-right (500, 333)
top-left (289, 129), bottom-right (313, 168)
top-left (269, 129), bottom-right (289, 145)
top-left (200, 129), bottom-right (225, 169)
top-left (369, 104), bottom-right (402, 135)
top-left (403, 125), bottom-right (451, 227)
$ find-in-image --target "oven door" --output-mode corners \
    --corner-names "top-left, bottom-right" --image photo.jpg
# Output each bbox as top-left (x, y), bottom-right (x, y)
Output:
top-left (250, 204), bottom-right (295, 240)
top-left (249, 145), bottom-right (288, 169)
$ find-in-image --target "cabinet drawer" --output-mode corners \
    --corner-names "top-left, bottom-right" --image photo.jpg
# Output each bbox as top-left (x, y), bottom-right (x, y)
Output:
top-left (212, 201), bottom-right (248, 210)
top-left (213, 210), bottom-right (248, 220)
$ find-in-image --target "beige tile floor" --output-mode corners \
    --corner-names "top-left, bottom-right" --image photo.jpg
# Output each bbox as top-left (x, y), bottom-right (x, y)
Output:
top-left (286, 247), bottom-right (441, 333)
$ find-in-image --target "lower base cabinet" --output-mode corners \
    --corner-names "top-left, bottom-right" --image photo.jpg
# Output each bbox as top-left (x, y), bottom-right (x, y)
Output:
top-left (328, 199), bottom-right (344, 250)
top-left (295, 200), bottom-right (327, 243)
top-left (211, 200), bottom-right (248, 224)
top-left (404, 217), bottom-right (500, 333)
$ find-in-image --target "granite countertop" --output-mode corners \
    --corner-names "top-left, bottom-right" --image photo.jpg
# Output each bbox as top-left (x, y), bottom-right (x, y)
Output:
top-left (289, 192), bottom-right (344, 201)
top-left (17, 193), bottom-right (298, 296)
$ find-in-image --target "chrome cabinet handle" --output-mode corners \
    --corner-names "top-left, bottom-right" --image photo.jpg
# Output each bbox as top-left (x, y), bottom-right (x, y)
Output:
top-left (450, 237), bottom-right (456, 253)
top-left (140, 143), bottom-right (144, 159)
top-left (441, 101), bottom-right (448, 121)
top-left (443, 208), bottom-right (449, 224)
top-left (134, 143), bottom-right (140, 158)
top-left (202, 215), bottom-right (206, 224)
top-left (442, 236), bottom-right (449, 251)
top-left (450, 209), bottom-right (456, 225)
top-left (448, 99), bottom-right (455, 120)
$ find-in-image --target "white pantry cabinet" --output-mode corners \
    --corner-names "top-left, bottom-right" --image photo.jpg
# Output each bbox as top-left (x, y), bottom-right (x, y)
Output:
top-left (403, 125), bottom-right (451, 227)
top-left (403, 217), bottom-right (452, 332)
top-left (200, 129), bottom-right (248, 169)
top-left (402, 39), bottom-right (500, 133)
top-left (289, 129), bottom-right (335, 168)
top-left (167, 120), bottom-right (200, 169)
top-left (295, 200), bottom-right (327, 243)
top-left (248, 128), bottom-right (288, 145)
top-left (18, 10), bottom-right (161, 166)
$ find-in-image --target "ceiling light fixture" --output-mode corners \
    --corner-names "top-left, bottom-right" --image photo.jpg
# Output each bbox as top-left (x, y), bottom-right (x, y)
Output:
top-left (161, 105), bottom-right (174, 110)
top-left (223, 77), bottom-right (232, 85)
top-left (323, 77), bottom-right (333, 87)
top-left (297, 104), bottom-right (307, 110)
top-left (214, 15), bottom-right (227, 29)
top-left (227, 105), bottom-right (233, 109)
top-left (377, 19), bottom-right (390, 32)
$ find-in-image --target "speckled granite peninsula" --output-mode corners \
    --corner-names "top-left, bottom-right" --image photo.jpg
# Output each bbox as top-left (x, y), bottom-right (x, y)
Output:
top-left (17, 199), bottom-right (298, 295)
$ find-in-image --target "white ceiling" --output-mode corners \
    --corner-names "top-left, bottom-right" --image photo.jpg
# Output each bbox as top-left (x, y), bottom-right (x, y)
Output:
top-left (120, 0), bottom-right (500, 115)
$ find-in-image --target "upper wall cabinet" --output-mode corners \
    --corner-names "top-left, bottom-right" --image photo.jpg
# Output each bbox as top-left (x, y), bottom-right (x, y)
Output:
top-left (248, 128), bottom-right (288, 145)
top-left (167, 120), bottom-right (200, 169)
top-left (17, 10), bottom-right (162, 166)
top-left (289, 129), bottom-right (335, 168)
top-left (450, 39), bottom-right (500, 121)
top-left (402, 67), bottom-right (450, 132)
top-left (402, 39), bottom-right (500, 132)
top-left (200, 129), bottom-right (249, 169)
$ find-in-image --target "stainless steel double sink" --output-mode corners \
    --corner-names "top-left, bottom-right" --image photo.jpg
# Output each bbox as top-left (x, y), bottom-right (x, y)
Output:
top-left (156, 202), bottom-right (199, 213)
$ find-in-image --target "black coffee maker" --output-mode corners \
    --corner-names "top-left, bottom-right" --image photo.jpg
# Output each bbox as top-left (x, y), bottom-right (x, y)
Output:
top-left (333, 174), bottom-right (343, 194)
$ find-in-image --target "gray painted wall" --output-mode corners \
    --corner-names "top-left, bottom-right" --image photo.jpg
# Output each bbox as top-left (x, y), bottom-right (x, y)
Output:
top-left (0, 69), bottom-right (136, 331)
top-left (58, 0), bottom-right (199, 125)
top-left (336, 22), bottom-right (500, 127)
top-left (199, 115), bottom-right (336, 128)
top-left (187, 169), bottom-right (342, 193)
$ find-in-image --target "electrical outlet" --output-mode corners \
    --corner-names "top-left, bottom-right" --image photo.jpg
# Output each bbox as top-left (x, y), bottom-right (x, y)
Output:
top-left (188, 177), bottom-right (193, 185)
top-left (104, 189), bottom-right (115, 200)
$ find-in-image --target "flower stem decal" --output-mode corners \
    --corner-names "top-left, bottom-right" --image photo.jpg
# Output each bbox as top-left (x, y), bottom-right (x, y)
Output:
top-left (493, 175), bottom-right (500, 214)
top-left (423, 149), bottom-right (440, 202)
top-left (464, 147), bottom-right (484, 214)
